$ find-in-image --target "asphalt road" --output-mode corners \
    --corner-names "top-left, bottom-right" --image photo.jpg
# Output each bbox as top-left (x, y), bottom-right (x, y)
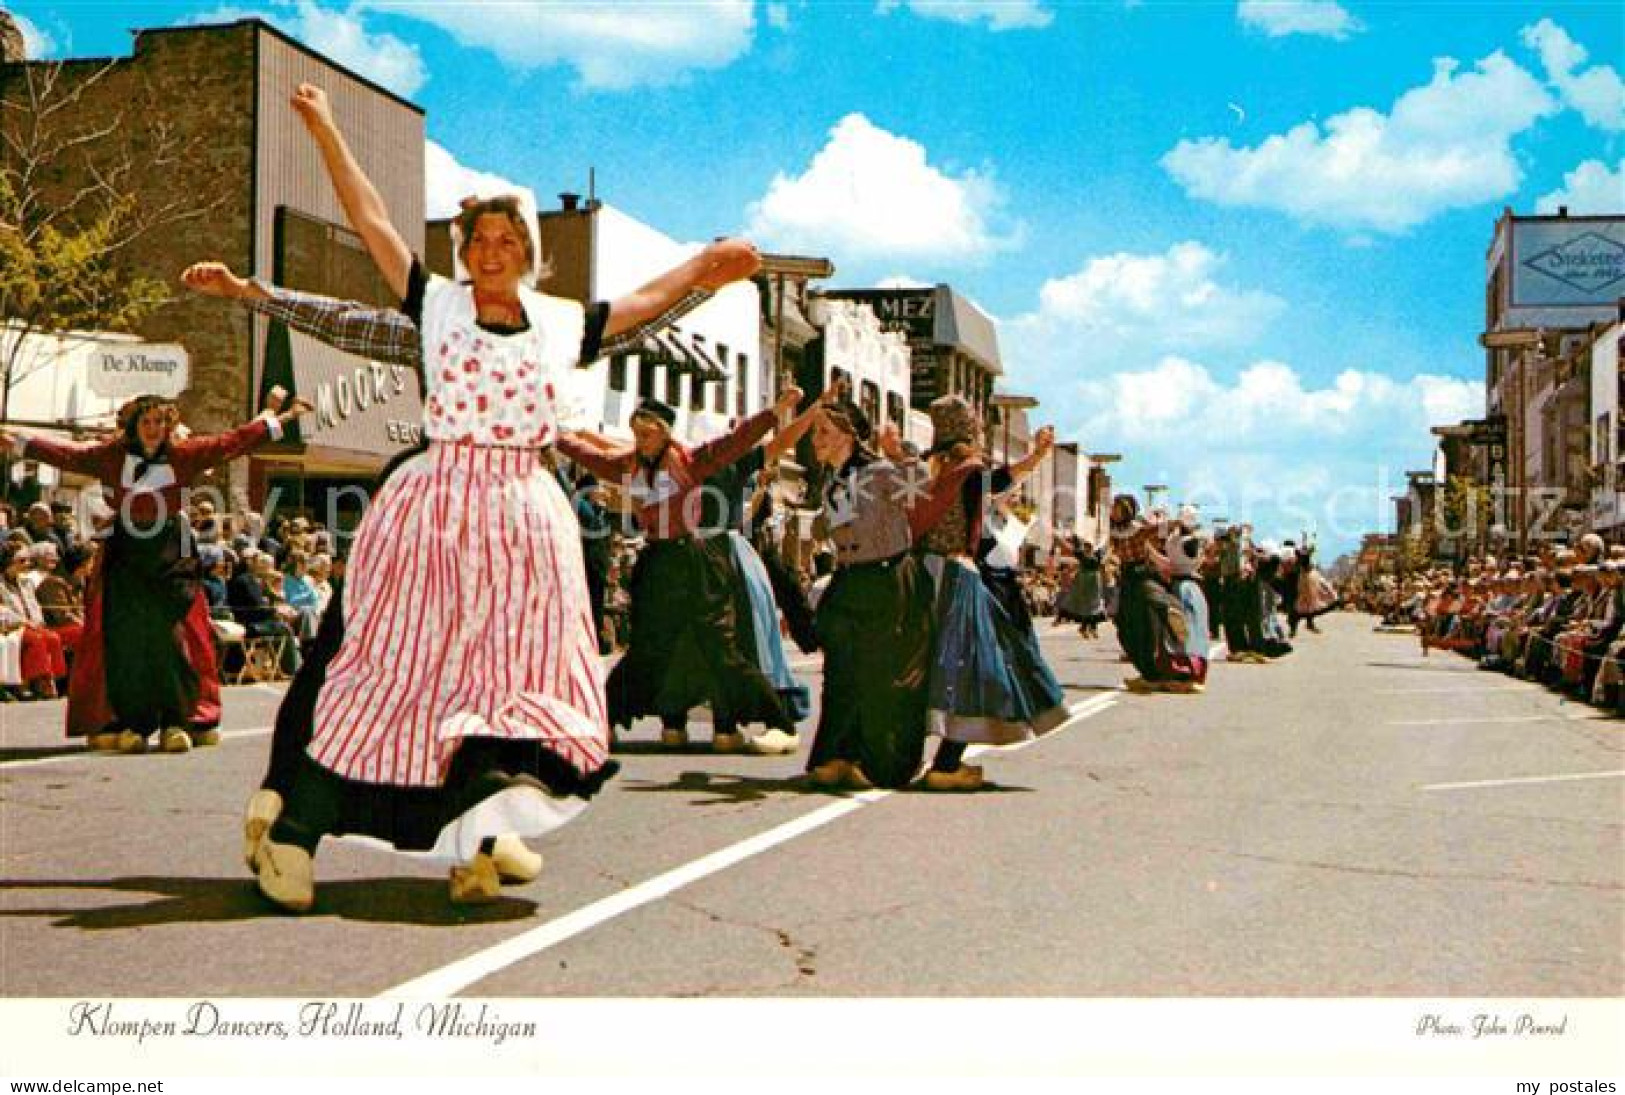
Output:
top-left (2, 612), bottom-right (1621, 999)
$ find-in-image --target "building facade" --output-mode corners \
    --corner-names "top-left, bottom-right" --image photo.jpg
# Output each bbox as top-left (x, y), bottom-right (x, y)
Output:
top-left (821, 285), bottom-right (1002, 423)
top-left (1483, 208), bottom-right (1625, 548)
top-left (1, 19), bottom-right (427, 527)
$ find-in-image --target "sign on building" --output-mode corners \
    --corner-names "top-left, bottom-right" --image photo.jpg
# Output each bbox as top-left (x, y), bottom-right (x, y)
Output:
top-left (85, 341), bottom-right (189, 399)
top-left (1512, 220), bottom-right (1625, 308)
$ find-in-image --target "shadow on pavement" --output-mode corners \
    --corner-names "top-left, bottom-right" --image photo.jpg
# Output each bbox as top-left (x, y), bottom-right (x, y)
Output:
top-left (0, 746), bottom-right (96, 763)
top-left (619, 770), bottom-right (821, 805)
top-left (0, 876), bottom-right (538, 929)
top-left (620, 770), bottom-right (1035, 805)
top-left (1365, 661), bottom-right (1479, 673)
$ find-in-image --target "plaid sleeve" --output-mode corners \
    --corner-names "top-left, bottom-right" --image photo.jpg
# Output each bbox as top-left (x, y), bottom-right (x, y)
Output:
top-left (245, 281), bottom-right (423, 368)
top-left (598, 288), bottom-right (713, 359)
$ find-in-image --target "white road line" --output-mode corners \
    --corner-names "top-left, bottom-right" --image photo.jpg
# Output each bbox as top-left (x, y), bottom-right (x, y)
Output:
top-left (0, 726), bottom-right (273, 771)
top-left (1420, 770), bottom-right (1625, 792)
top-left (1384, 708), bottom-right (1599, 724)
top-left (379, 696), bottom-right (1118, 999)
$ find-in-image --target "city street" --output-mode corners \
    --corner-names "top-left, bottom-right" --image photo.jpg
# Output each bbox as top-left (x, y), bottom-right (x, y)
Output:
top-left (1, 612), bottom-right (1620, 999)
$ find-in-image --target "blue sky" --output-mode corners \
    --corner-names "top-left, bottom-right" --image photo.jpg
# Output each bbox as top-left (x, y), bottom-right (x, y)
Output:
top-left (13, 0), bottom-right (1624, 555)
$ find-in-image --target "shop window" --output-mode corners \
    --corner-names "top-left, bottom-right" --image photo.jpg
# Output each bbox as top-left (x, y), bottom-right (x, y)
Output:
top-left (860, 380), bottom-right (881, 425)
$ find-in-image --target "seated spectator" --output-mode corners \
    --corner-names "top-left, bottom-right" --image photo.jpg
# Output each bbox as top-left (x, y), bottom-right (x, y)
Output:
top-left (279, 550), bottom-right (321, 642)
top-left (20, 539), bottom-right (58, 597)
top-left (228, 550), bottom-right (300, 676)
top-left (0, 540), bottom-right (67, 698)
top-left (31, 542), bottom-right (87, 660)
top-left (307, 553), bottom-right (334, 619)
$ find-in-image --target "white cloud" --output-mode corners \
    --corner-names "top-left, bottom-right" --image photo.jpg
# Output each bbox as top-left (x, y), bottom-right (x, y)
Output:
top-left (876, 274), bottom-right (935, 288)
top-left (743, 113), bottom-right (1021, 264)
top-left (358, 0), bottom-right (755, 92)
top-left (1001, 242), bottom-right (1285, 394)
top-left (876, 0), bottom-right (1053, 31)
top-left (1055, 355), bottom-right (1483, 548)
top-left (1535, 157), bottom-right (1625, 215)
top-left (424, 140), bottom-right (538, 221)
top-left (1162, 51), bottom-right (1557, 234)
top-left (12, 12), bottom-right (59, 58)
top-left (1237, 0), bottom-right (1361, 40)
top-left (1521, 19), bottom-right (1625, 132)
top-left (189, 1), bottom-right (427, 97)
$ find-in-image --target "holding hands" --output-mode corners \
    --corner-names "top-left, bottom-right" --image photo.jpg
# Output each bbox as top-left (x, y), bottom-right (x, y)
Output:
top-left (181, 262), bottom-right (259, 300)
top-left (773, 385), bottom-right (805, 417)
top-left (876, 422), bottom-right (905, 461)
top-left (694, 239), bottom-right (763, 291)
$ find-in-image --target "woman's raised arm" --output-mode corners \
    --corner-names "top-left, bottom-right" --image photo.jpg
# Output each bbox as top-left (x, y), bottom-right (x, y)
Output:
top-left (291, 84), bottom-right (412, 300)
top-left (604, 238), bottom-right (761, 341)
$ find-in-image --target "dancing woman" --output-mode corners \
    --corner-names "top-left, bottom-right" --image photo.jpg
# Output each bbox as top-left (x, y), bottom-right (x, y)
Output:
top-left (802, 400), bottom-right (933, 789)
top-left (970, 424), bottom-right (1070, 733)
top-left (893, 396), bottom-right (1032, 792)
top-left (567, 384), bottom-right (805, 752)
top-left (0, 395), bottom-right (308, 750)
top-left (242, 83), bottom-right (764, 912)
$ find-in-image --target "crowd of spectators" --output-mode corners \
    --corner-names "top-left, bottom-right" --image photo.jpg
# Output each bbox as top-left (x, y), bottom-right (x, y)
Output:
top-left (1359, 533), bottom-right (1625, 714)
top-left (0, 496), bottom-right (351, 698)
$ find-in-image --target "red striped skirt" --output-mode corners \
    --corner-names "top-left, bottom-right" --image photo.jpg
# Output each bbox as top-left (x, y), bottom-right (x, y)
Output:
top-left (309, 442), bottom-right (609, 789)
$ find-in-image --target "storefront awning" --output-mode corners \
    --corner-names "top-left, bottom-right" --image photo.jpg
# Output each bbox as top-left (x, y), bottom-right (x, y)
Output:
top-left (636, 326), bottom-right (728, 383)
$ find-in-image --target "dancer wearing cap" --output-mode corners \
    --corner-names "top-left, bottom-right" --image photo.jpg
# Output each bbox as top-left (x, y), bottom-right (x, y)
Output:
top-left (1111, 496), bottom-right (1203, 693)
top-left (1057, 537), bottom-right (1107, 639)
top-left (972, 426), bottom-right (1071, 732)
top-left (691, 387), bottom-right (843, 755)
top-left (236, 83), bottom-right (764, 913)
top-left (568, 386), bottom-right (806, 753)
top-left (803, 399), bottom-right (933, 789)
top-left (890, 395), bottom-right (1037, 792)
top-left (0, 394), bottom-right (308, 752)
top-left (1164, 508), bottom-right (1211, 688)
top-left (182, 245), bottom-right (727, 875)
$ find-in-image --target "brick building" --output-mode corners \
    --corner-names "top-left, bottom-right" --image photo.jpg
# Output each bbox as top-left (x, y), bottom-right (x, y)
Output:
top-left (1, 19), bottom-right (424, 525)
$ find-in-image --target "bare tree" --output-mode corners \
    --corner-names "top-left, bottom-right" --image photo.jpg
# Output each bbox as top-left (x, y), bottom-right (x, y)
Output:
top-left (0, 59), bottom-right (224, 424)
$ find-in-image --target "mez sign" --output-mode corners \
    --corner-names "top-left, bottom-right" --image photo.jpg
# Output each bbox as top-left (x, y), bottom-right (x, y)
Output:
top-left (1514, 220), bottom-right (1625, 307)
top-left (86, 342), bottom-right (189, 399)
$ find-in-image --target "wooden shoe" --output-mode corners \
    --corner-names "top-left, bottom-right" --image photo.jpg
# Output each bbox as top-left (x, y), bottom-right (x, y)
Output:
top-left (158, 727), bottom-right (192, 754)
top-left (843, 764), bottom-right (875, 791)
top-left (189, 728), bottom-right (221, 747)
top-left (923, 765), bottom-right (984, 792)
top-left (807, 759), bottom-right (850, 787)
top-left (1123, 677), bottom-right (1154, 693)
top-left (746, 729), bottom-right (800, 755)
top-left (711, 730), bottom-right (746, 754)
top-left (449, 854), bottom-right (501, 905)
top-left (660, 727), bottom-right (689, 748)
top-left (242, 789), bottom-right (284, 871)
top-left (86, 732), bottom-right (120, 752)
top-left (115, 730), bottom-right (149, 754)
top-left (254, 838), bottom-right (314, 913)
top-left (489, 834), bottom-right (543, 884)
